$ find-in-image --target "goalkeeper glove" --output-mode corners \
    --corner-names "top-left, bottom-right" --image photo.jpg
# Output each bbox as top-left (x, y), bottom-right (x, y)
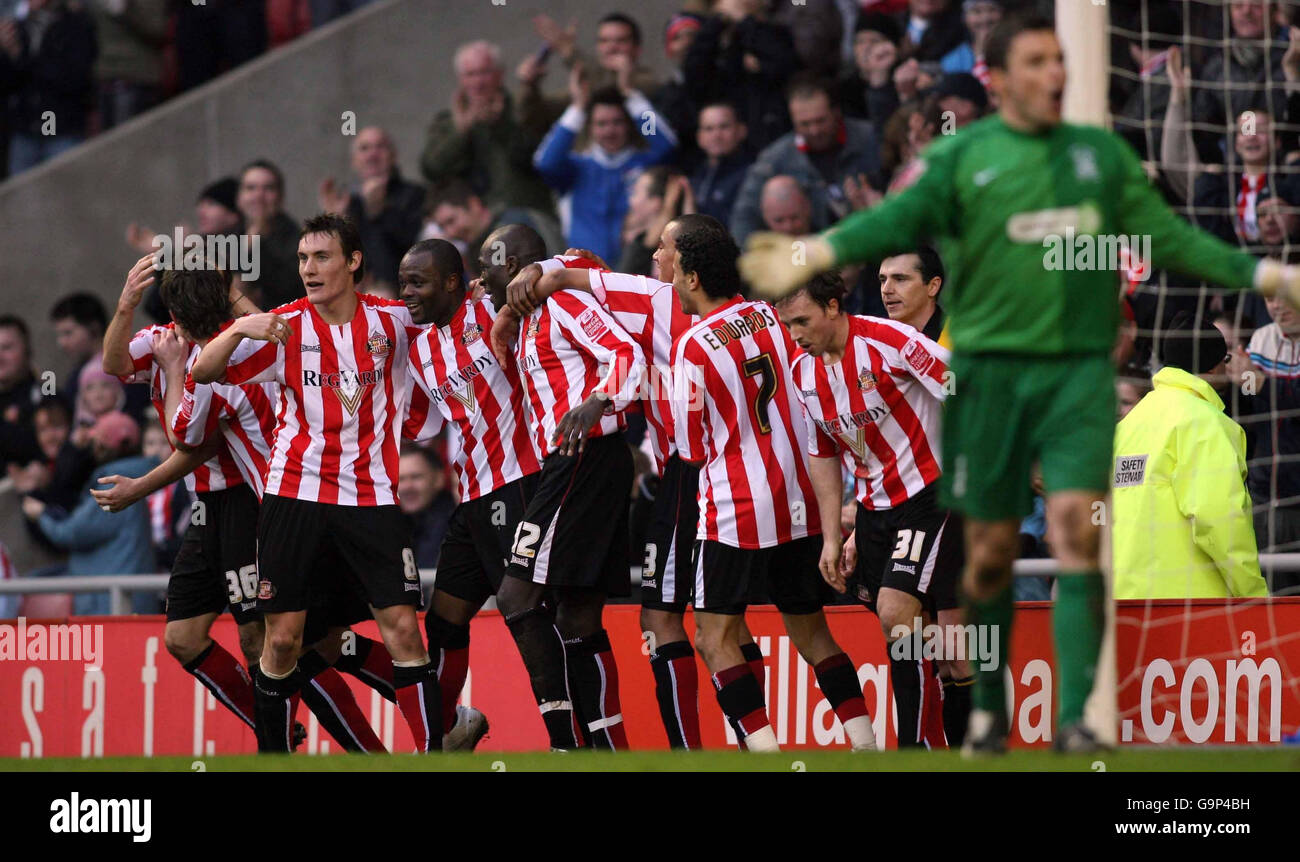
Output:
top-left (738, 233), bottom-right (836, 300)
top-left (1253, 259), bottom-right (1300, 308)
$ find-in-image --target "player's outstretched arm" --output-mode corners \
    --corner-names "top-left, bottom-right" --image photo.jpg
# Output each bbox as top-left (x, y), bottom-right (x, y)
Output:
top-left (102, 254), bottom-right (158, 377)
top-left (191, 312), bottom-right (288, 383)
top-left (91, 438), bottom-right (223, 513)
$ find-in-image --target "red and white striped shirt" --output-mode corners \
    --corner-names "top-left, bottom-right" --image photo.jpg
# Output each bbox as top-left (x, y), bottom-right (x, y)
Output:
top-left (792, 315), bottom-right (949, 511)
top-left (172, 372), bottom-right (278, 498)
top-left (673, 297), bottom-right (820, 548)
top-left (121, 324), bottom-right (245, 494)
top-left (514, 290), bottom-right (644, 459)
top-left (221, 294), bottom-right (420, 506)
top-left (404, 296), bottom-right (542, 501)
top-left (579, 267), bottom-right (694, 474)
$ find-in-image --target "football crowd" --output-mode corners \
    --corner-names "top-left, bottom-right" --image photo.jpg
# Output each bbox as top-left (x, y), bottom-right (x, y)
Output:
top-left (4, 2), bottom-right (1300, 755)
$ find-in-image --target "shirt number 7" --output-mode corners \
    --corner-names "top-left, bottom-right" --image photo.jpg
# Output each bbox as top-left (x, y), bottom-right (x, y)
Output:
top-left (743, 353), bottom-right (776, 435)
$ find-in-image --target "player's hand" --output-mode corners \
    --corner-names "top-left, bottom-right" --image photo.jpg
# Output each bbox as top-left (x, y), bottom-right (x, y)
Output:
top-left (839, 529), bottom-right (857, 580)
top-left (237, 312), bottom-right (292, 344)
top-left (118, 254), bottom-right (158, 312)
top-left (20, 496), bottom-right (46, 521)
top-left (553, 394), bottom-right (607, 456)
top-left (738, 233), bottom-right (836, 300)
top-left (507, 262), bottom-right (546, 314)
top-left (468, 276), bottom-right (486, 303)
top-left (564, 248), bottom-right (610, 270)
top-left (490, 306), bottom-right (521, 366)
top-left (152, 328), bottom-right (188, 369)
top-left (1256, 259), bottom-right (1300, 311)
top-left (92, 475), bottom-right (142, 512)
top-left (819, 537), bottom-right (846, 593)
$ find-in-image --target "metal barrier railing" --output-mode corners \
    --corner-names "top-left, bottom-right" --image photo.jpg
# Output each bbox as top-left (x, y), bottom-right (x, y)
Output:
top-left (3, 556), bottom-right (1300, 615)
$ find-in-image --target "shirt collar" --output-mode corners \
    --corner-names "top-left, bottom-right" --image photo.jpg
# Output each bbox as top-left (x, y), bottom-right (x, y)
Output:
top-left (1152, 365), bottom-right (1225, 412)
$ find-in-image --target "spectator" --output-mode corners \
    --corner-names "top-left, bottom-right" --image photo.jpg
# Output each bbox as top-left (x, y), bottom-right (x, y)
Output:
top-left (0, 0), bottom-right (97, 176)
top-left (49, 293), bottom-right (106, 410)
top-left (878, 245), bottom-right (947, 341)
top-left (897, 0), bottom-right (966, 64)
top-left (1190, 108), bottom-right (1300, 246)
top-left (534, 79), bottom-right (677, 265)
top-left (21, 410), bottom-right (157, 615)
top-left (690, 101), bottom-right (753, 224)
top-left (1241, 289), bottom-right (1300, 582)
top-left (931, 71), bottom-right (989, 129)
top-left (940, 0), bottom-right (1002, 85)
top-left (1116, 375), bottom-right (1151, 420)
top-left (838, 12), bottom-right (905, 125)
top-left (770, 0), bottom-right (844, 80)
top-left (1190, 0), bottom-right (1289, 165)
top-left (618, 167), bottom-right (692, 276)
top-left (1113, 313), bottom-right (1267, 599)
top-left (650, 12), bottom-right (704, 170)
top-left (879, 97), bottom-right (940, 192)
top-left (420, 40), bottom-right (556, 219)
top-left (521, 12), bottom-right (659, 133)
top-left (174, 0), bottom-right (267, 92)
top-left (128, 177), bottom-right (245, 323)
top-left (319, 126), bottom-right (425, 288)
top-left (1112, 0), bottom-right (1180, 161)
top-left (88, 0), bottom-right (169, 130)
top-left (140, 417), bottom-right (190, 572)
top-left (0, 315), bottom-right (42, 471)
top-left (14, 396), bottom-right (94, 512)
top-left (73, 357), bottom-right (126, 436)
top-left (759, 174), bottom-right (816, 236)
top-left (683, 0), bottom-right (800, 151)
top-left (429, 179), bottom-right (562, 274)
top-left (238, 159), bottom-right (302, 309)
top-left (730, 77), bottom-right (882, 245)
top-left (399, 446), bottom-right (455, 569)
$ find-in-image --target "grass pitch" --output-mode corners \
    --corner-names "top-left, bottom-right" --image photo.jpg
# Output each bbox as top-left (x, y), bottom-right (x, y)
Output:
top-left (3, 748), bottom-right (1297, 772)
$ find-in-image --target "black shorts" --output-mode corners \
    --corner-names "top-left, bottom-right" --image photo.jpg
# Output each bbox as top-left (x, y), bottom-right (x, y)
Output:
top-left (504, 435), bottom-right (633, 596)
top-left (166, 485), bottom-right (261, 625)
top-left (256, 494), bottom-right (420, 614)
top-left (435, 473), bottom-right (539, 607)
top-left (691, 535), bottom-right (831, 615)
top-left (640, 455), bottom-right (700, 612)
top-left (851, 484), bottom-right (963, 613)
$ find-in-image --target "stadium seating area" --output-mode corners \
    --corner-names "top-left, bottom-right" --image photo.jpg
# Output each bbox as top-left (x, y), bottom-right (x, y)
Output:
top-left (2, 0), bottom-right (1300, 611)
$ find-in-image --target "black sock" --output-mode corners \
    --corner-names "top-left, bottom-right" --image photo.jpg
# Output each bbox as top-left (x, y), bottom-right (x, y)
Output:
top-left (943, 674), bottom-right (974, 747)
top-left (393, 661), bottom-right (443, 753)
top-left (252, 664), bottom-right (302, 753)
top-left (505, 607), bottom-right (578, 749)
top-left (648, 639), bottom-right (699, 750)
top-left (889, 652), bottom-right (924, 747)
top-left (333, 636), bottom-right (396, 703)
top-left (563, 630), bottom-right (627, 751)
top-left (294, 650), bottom-right (363, 753)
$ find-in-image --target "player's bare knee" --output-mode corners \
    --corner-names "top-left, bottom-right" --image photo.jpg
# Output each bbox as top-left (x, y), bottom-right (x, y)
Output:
top-left (163, 625), bottom-right (205, 664)
top-left (640, 607), bottom-right (686, 643)
top-left (263, 628), bottom-right (302, 664)
top-left (783, 612), bottom-right (838, 666)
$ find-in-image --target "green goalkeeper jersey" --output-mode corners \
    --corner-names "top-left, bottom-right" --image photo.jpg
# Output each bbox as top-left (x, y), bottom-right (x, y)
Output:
top-left (825, 115), bottom-right (1260, 356)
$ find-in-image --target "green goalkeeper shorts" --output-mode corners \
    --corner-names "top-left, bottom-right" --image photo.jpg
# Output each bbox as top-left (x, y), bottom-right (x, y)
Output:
top-left (940, 352), bottom-right (1115, 521)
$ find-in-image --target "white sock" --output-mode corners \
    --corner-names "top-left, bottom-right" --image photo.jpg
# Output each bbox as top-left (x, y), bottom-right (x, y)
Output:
top-left (744, 725), bottom-right (780, 752)
top-left (843, 715), bottom-right (877, 750)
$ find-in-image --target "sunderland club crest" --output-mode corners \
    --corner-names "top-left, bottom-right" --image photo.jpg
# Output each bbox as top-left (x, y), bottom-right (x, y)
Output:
top-left (367, 332), bottom-right (392, 356)
top-left (858, 370), bottom-right (877, 392)
top-left (462, 322), bottom-right (482, 346)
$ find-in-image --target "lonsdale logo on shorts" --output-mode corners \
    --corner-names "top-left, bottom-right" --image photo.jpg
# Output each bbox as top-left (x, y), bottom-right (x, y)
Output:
top-left (302, 367), bottom-right (384, 416)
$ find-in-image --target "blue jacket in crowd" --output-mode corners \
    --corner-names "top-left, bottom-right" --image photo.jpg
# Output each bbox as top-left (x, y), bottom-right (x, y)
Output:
top-left (534, 91), bottom-right (677, 264)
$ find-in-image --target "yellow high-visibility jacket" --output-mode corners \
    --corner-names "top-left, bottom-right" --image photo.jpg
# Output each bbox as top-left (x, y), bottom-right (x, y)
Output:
top-left (1112, 366), bottom-right (1267, 599)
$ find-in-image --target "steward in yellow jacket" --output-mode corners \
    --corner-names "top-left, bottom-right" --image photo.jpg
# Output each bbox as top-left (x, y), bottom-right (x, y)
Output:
top-left (1112, 316), bottom-right (1267, 599)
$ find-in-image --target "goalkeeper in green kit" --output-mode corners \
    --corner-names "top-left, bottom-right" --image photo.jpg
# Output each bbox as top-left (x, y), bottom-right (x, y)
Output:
top-left (740, 12), bottom-right (1300, 754)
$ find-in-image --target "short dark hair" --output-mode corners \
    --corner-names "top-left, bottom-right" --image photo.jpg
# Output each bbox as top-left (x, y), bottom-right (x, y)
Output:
top-left (34, 396), bottom-right (70, 426)
top-left (160, 268), bottom-right (232, 341)
top-left (699, 100), bottom-right (740, 121)
top-left (301, 212), bottom-right (365, 284)
top-left (674, 214), bottom-right (741, 299)
top-left (429, 179), bottom-right (482, 212)
top-left (406, 238), bottom-right (466, 289)
top-left (885, 245), bottom-right (946, 292)
top-left (786, 74), bottom-right (837, 110)
top-left (0, 314), bottom-right (30, 350)
top-left (598, 12), bottom-right (641, 46)
top-left (589, 85), bottom-right (632, 117)
top-left (239, 159), bottom-right (285, 193)
top-left (50, 293), bottom-right (107, 331)
top-left (780, 271), bottom-right (847, 311)
top-left (985, 12), bottom-right (1056, 71)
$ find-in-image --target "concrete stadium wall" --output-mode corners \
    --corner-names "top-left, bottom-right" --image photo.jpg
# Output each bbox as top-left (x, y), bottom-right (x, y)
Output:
top-left (0, 0), bottom-right (683, 378)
